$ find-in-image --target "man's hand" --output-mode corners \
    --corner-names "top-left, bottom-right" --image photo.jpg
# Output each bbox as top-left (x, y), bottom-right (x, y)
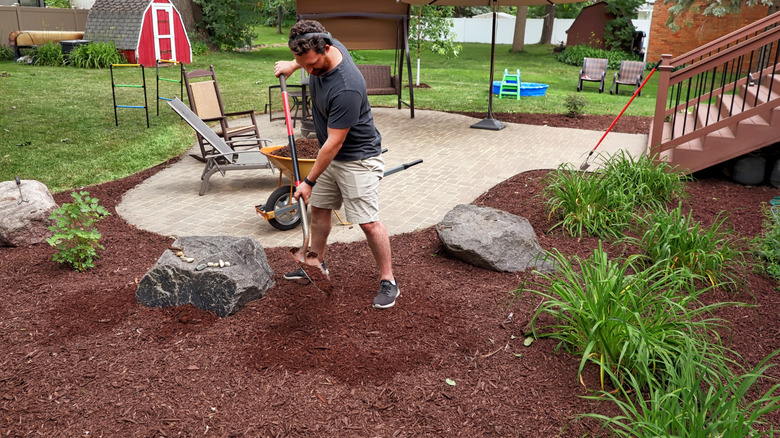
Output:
top-left (293, 181), bottom-right (312, 204)
top-left (274, 60), bottom-right (300, 78)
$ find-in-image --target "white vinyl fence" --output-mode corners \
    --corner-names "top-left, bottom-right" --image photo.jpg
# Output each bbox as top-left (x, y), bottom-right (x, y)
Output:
top-left (449, 17), bottom-right (652, 55)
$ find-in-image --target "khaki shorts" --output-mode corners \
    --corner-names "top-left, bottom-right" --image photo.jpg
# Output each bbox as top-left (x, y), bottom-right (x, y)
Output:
top-left (309, 155), bottom-right (385, 224)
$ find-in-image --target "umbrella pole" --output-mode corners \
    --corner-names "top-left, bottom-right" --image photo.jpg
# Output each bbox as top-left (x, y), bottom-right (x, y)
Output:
top-left (471, 0), bottom-right (506, 131)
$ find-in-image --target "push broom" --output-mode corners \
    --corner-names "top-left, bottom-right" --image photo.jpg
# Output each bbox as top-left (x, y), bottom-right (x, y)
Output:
top-left (580, 59), bottom-right (662, 171)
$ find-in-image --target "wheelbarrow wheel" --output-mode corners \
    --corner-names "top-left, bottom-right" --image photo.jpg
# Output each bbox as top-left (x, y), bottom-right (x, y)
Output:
top-left (266, 186), bottom-right (301, 231)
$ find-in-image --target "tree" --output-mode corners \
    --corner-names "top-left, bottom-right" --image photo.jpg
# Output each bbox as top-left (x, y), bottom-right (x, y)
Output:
top-left (194, 0), bottom-right (260, 50)
top-left (257, 0), bottom-right (296, 34)
top-left (410, 5), bottom-right (462, 85)
top-left (539, 4), bottom-right (556, 44)
top-left (663, 0), bottom-right (778, 30)
top-left (511, 7), bottom-right (528, 52)
top-left (604, 0), bottom-right (644, 51)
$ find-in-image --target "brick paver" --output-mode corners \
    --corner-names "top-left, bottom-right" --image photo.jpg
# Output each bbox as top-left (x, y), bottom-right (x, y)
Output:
top-left (117, 108), bottom-right (648, 249)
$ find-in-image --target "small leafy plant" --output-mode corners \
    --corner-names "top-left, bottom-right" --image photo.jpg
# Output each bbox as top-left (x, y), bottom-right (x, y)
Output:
top-left (46, 191), bottom-right (110, 271)
top-left (563, 93), bottom-right (587, 118)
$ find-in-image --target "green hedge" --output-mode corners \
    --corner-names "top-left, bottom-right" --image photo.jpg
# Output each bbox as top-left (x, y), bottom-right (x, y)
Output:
top-left (555, 44), bottom-right (643, 70)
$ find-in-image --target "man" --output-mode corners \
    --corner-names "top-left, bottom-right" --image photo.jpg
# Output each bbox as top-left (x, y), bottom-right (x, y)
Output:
top-left (273, 20), bottom-right (399, 309)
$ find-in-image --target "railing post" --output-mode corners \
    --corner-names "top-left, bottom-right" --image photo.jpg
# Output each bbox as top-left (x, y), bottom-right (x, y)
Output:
top-left (650, 54), bottom-right (674, 155)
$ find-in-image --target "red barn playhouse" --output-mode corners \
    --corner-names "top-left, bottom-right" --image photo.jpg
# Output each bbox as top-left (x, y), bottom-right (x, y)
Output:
top-left (84, 0), bottom-right (192, 66)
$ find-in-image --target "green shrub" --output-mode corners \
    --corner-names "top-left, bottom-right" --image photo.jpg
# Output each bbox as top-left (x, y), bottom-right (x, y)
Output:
top-left (562, 93), bottom-right (587, 117)
top-left (581, 346), bottom-right (780, 437)
top-left (624, 203), bottom-right (750, 290)
top-left (191, 40), bottom-right (209, 56)
top-left (753, 204), bottom-right (780, 282)
top-left (555, 44), bottom-right (642, 70)
top-left (0, 45), bottom-right (14, 61)
top-left (46, 191), bottom-right (110, 272)
top-left (33, 42), bottom-right (65, 67)
top-left (68, 41), bottom-right (125, 68)
top-left (598, 150), bottom-right (689, 209)
top-left (543, 152), bottom-right (689, 239)
top-left (516, 243), bottom-right (737, 390)
top-left (542, 163), bottom-right (633, 238)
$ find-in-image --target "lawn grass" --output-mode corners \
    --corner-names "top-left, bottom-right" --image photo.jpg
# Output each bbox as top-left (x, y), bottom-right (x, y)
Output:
top-left (0, 24), bottom-right (657, 193)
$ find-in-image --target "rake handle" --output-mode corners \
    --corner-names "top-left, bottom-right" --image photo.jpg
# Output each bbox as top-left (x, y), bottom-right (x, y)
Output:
top-left (590, 59), bottom-right (663, 153)
top-left (279, 74), bottom-right (303, 185)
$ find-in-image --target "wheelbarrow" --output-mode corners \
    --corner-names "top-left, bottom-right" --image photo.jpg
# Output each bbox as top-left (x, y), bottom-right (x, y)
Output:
top-left (255, 145), bottom-right (422, 231)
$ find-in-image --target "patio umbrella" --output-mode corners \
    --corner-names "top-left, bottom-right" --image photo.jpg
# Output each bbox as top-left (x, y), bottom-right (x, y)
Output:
top-left (402, 0), bottom-right (586, 130)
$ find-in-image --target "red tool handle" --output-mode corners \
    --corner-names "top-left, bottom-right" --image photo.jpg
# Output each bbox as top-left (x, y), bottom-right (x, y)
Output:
top-left (279, 75), bottom-right (303, 186)
top-left (589, 59), bottom-right (663, 153)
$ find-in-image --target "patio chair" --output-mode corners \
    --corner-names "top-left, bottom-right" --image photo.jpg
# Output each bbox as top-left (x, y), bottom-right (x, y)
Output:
top-left (167, 97), bottom-right (274, 196)
top-left (183, 64), bottom-right (263, 162)
top-left (577, 57), bottom-right (608, 93)
top-left (610, 60), bottom-right (646, 96)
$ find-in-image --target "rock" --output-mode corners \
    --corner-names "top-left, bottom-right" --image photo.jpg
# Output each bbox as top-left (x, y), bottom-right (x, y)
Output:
top-left (0, 179), bottom-right (57, 247)
top-left (436, 204), bottom-right (555, 273)
top-left (136, 236), bottom-right (275, 317)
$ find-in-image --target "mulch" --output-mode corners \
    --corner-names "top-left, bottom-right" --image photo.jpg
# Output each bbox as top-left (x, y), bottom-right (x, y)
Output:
top-left (1, 112), bottom-right (779, 436)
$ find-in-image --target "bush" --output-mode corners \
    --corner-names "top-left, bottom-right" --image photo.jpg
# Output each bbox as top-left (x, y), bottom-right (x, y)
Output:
top-left (624, 203), bottom-right (750, 290)
top-left (753, 204), bottom-right (780, 282)
top-left (516, 243), bottom-right (736, 390)
top-left (543, 151), bottom-right (688, 239)
top-left (562, 93), bottom-right (587, 118)
top-left (555, 44), bottom-right (642, 70)
top-left (68, 41), bottom-right (125, 69)
top-left (0, 45), bottom-right (14, 61)
top-left (191, 40), bottom-right (209, 56)
top-left (33, 41), bottom-right (65, 67)
top-left (46, 191), bottom-right (110, 272)
top-left (194, 0), bottom-right (260, 50)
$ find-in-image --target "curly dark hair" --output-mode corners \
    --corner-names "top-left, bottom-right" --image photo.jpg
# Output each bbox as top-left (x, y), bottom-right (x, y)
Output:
top-left (288, 20), bottom-right (330, 56)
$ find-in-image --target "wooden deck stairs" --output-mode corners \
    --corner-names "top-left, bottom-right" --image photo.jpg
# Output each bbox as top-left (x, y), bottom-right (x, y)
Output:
top-left (648, 11), bottom-right (780, 174)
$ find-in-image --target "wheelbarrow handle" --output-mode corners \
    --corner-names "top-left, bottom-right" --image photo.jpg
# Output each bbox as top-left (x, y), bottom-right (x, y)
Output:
top-left (383, 159), bottom-right (423, 177)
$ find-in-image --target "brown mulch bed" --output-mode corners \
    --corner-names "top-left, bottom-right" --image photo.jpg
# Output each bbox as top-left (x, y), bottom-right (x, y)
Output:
top-left (1, 112), bottom-right (779, 436)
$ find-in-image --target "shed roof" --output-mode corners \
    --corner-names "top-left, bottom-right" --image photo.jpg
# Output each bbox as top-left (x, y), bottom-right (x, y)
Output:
top-left (84, 0), bottom-right (152, 50)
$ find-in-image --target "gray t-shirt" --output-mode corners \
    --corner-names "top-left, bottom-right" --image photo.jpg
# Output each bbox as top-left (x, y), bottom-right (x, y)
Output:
top-left (308, 39), bottom-right (382, 161)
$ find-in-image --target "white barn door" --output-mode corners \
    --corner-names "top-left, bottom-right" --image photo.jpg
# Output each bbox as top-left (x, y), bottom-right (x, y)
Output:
top-left (151, 3), bottom-right (177, 62)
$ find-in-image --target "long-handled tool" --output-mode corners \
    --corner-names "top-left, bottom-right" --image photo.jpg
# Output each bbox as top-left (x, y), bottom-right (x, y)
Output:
top-left (278, 74), bottom-right (329, 281)
top-left (580, 59), bottom-right (663, 171)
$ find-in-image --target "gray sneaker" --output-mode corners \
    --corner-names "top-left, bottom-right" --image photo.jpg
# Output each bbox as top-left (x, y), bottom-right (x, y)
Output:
top-left (283, 261), bottom-right (328, 283)
top-left (372, 278), bottom-right (400, 309)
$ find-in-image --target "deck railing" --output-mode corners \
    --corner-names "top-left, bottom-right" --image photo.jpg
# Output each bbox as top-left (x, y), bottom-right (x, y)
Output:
top-left (649, 10), bottom-right (780, 155)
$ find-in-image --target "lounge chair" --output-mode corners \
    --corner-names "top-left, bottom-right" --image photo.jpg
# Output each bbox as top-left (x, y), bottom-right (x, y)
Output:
top-left (167, 97), bottom-right (274, 196)
top-left (610, 60), bottom-right (646, 96)
top-left (183, 64), bottom-right (263, 162)
top-left (577, 57), bottom-right (608, 93)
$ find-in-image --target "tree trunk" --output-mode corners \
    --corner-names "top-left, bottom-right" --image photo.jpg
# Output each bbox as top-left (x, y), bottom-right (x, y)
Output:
top-left (540, 4), bottom-right (556, 44)
top-left (277, 6), bottom-right (283, 34)
top-left (511, 6), bottom-right (528, 52)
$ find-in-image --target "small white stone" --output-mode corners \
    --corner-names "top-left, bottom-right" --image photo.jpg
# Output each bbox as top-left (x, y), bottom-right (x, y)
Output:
top-left (184, 257), bottom-right (195, 263)
top-left (219, 259), bottom-right (224, 268)
top-left (207, 262), bottom-right (215, 267)
top-left (224, 261), bottom-right (231, 267)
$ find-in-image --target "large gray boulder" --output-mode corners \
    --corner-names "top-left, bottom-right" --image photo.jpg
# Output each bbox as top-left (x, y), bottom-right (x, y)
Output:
top-left (137, 236), bottom-right (275, 317)
top-left (0, 179), bottom-right (57, 247)
top-left (436, 204), bottom-right (555, 273)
